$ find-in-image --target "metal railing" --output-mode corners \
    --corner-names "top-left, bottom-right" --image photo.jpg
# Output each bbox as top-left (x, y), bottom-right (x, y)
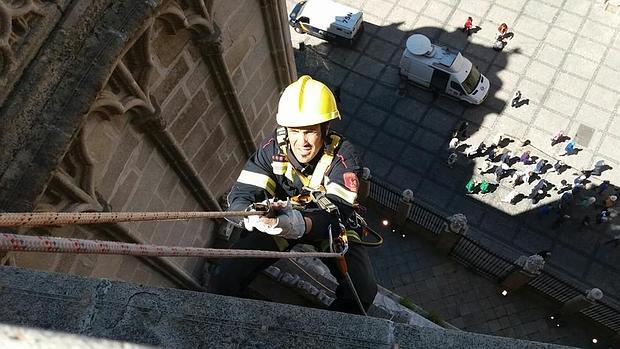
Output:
top-left (366, 176), bottom-right (620, 334)
top-left (528, 271), bottom-right (582, 304)
top-left (450, 235), bottom-right (514, 282)
top-left (368, 177), bottom-right (401, 211)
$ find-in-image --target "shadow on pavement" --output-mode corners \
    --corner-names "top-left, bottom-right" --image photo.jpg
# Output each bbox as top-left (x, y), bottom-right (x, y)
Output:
top-left (292, 19), bottom-right (620, 318)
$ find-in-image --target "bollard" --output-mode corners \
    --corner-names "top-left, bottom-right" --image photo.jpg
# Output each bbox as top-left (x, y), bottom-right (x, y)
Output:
top-left (560, 288), bottom-right (603, 315)
top-left (358, 167), bottom-right (371, 205)
top-left (436, 214), bottom-right (468, 254)
top-left (395, 189), bottom-right (414, 229)
top-left (500, 254), bottom-right (545, 291)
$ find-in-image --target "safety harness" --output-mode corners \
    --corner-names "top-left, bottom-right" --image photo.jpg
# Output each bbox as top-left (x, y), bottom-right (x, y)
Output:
top-left (270, 127), bottom-right (382, 248)
top-left (272, 127), bottom-right (349, 251)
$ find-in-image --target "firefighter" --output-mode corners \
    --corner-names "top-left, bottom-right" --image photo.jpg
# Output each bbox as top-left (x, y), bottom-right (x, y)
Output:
top-left (207, 75), bottom-right (377, 315)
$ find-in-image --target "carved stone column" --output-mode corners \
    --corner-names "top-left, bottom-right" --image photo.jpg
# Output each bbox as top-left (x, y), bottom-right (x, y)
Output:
top-left (396, 189), bottom-right (414, 229)
top-left (500, 254), bottom-right (545, 291)
top-left (560, 288), bottom-right (603, 315)
top-left (196, 29), bottom-right (256, 158)
top-left (259, 0), bottom-right (297, 88)
top-left (436, 213), bottom-right (468, 254)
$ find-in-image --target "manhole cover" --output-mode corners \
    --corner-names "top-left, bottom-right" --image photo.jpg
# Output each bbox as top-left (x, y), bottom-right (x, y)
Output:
top-left (575, 124), bottom-right (594, 147)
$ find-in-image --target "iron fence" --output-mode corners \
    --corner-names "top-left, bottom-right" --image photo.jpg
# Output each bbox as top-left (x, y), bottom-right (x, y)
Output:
top-left (449, 235), bottom-right (514, 282)
top-left (366, 176), bottom-right (620, 335)
top-left (368, 177), bottom-right (401, 211)
top-left (528, 271), bottom-right (582, 304)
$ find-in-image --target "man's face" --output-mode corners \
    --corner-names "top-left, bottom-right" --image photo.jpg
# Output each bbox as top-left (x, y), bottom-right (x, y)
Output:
top-left (287, 124), bottom-right (323, 164)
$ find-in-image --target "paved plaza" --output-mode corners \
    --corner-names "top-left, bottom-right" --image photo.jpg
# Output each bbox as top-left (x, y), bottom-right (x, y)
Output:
top-left (366, 212), bottom-right (603, 347)
top-left (286, 0), bottom-right (620, 306)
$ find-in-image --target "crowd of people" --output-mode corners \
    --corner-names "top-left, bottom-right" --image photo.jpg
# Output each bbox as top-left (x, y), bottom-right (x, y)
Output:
top-left (451, 18), bottom-right (618, 243)
top-left (447, 125), bottom-right (618, 241)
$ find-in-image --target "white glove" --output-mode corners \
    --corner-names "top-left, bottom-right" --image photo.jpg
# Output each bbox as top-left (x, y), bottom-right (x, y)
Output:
top-left (242, 200), bottom-right (270, 232)
top-left (243, 200), bottom-right (305, 239)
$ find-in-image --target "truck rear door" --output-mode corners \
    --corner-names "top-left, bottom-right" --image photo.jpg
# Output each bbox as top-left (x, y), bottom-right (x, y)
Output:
top-left (430, 69), bottom-right (450, 92)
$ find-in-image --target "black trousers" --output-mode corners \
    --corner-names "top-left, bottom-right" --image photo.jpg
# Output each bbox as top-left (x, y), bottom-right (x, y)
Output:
top-left (207, 231), bottom-right (378, 315)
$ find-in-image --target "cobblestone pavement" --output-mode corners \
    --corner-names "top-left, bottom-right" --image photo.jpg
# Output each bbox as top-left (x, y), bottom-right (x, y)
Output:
top-left (365, 211), bottom-right (607, 347)
top-left (286, 0), bottom-right (620, 306)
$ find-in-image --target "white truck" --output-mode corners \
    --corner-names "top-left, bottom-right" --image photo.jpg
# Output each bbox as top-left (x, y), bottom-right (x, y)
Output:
top-left (399, 34), bottom-right (489, 105)
top-left (289, 0), bottom-right (364, 47)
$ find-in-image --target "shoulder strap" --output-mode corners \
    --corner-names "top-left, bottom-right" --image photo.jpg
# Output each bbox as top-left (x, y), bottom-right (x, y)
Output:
top-left (308, 133), bottom-right (341, 190)
top-left (276, 126), bottom-right (288, 155)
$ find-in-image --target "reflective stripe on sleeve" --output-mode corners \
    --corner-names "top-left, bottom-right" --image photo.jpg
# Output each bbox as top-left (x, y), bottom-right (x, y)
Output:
top-left (271, 161), bottom-right (288, 175)
top-left (237, 170), bottom-right (276, 196)
top-left (326, 182), bottom-right (357, 205)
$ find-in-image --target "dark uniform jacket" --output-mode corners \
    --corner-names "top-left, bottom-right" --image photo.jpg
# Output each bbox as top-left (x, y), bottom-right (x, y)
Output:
top-left (227, 128), bottom-right (362, 241)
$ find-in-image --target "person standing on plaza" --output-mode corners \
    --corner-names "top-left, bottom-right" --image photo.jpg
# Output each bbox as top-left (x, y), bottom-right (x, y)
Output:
top-left (511, 90), bottom-right (522, 107)
top-left (552, 160), bottom-right (565, 173)
top-left (519, 150), bottom-right (531, 164)
top-left (597, 180), bottom-right (610, 195)
top-left (551, 131), bottom-right (564, 146)
top-left (605, 195), bottom-right (618, 209)
top-left (573, 175), bottom-right (586, 188)
top-left (466, 178), bottom-right (477, 193)
top-left (463, 17), bottom-right (473, 36)
top-left (559, 191), bottom-right (573, 210)
top-left (579, 196), bottom-right (596, 208)
top-left (534, 159), bottom-right (546, 174)
top-left (498, 23), bottom-right (508, 39)
top-left (596, 210), bottom-right (610, 224)
top-left (563, 140), bottom-right (576, 155)
top-left (447, 152), bottom-right (458, 168)
top-left (500, 149), bottom-right (512, 164)
top-left (494, 23), bottom-right (511, 51)
top-left (451, 121), bottom-right (469, 140)
top-left (511, 170), bottom-right (526, 187)
top-left (467, 142), bottom-right (486, 158)
top-left (591, 160), bottom-right (606, 176)
top-left (486, 145), bottom-right (497, 162)
top-left (494, 164), bottom-right (505, 183)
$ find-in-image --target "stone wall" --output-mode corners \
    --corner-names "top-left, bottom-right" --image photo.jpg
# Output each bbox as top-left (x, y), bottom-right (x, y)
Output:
top-left (0, 266), bottom-right (577, 349)
top-left (0, 0), bottom-right (296, 289)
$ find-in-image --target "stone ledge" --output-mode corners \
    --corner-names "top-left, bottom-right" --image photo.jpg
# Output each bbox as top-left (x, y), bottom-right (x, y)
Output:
top-left (0, 266), bottom-right (576, 348)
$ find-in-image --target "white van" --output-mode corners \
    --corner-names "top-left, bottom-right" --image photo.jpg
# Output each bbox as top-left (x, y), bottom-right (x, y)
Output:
top-left (289, 0), bottom-right (364, 46)
top-left (399, 34), bottom-right (490, 105)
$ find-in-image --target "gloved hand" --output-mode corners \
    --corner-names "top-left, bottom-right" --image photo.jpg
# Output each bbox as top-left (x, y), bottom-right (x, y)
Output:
top-left (242, 199), bottom-right (270, 232)
top-left (243, 200), bottom-right (306, 239)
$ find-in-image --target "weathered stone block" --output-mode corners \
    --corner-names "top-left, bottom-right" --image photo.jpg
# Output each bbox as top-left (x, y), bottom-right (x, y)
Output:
top-left (109, 170), bottom-right (139, 211)
top-left (160, 88), bottom-right (189, 125)
top-left (99, 130), bottom-right (140, 197)
top-left (127, 155), bottom-right (165, 211)
top-left (169, 89), bottom-right (209, 141)
top-left (153, 26), bottom-right (191, 68)
top-left (164, 184), bottom-right (188, 212)
top-left (153, 58), bottom-right (189, 103)
top-left (227, 2), bottom-right (255, 42)
top-left (192, 125), bottom-right (224, 167)
top-left (185, 60), bottom-right (209, 94)
top-left (181, 122), bottom-right (208, 159)
top-left (199, 155), bottom-right (223, 187)
top-left (224, 37), bottom-right (251, 74)
top-left (155, 168), bottom-right (179, 200)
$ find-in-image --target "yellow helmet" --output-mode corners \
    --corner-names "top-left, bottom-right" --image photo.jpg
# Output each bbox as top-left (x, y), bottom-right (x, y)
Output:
top-left (276, 75), bottom-right (340, 127)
